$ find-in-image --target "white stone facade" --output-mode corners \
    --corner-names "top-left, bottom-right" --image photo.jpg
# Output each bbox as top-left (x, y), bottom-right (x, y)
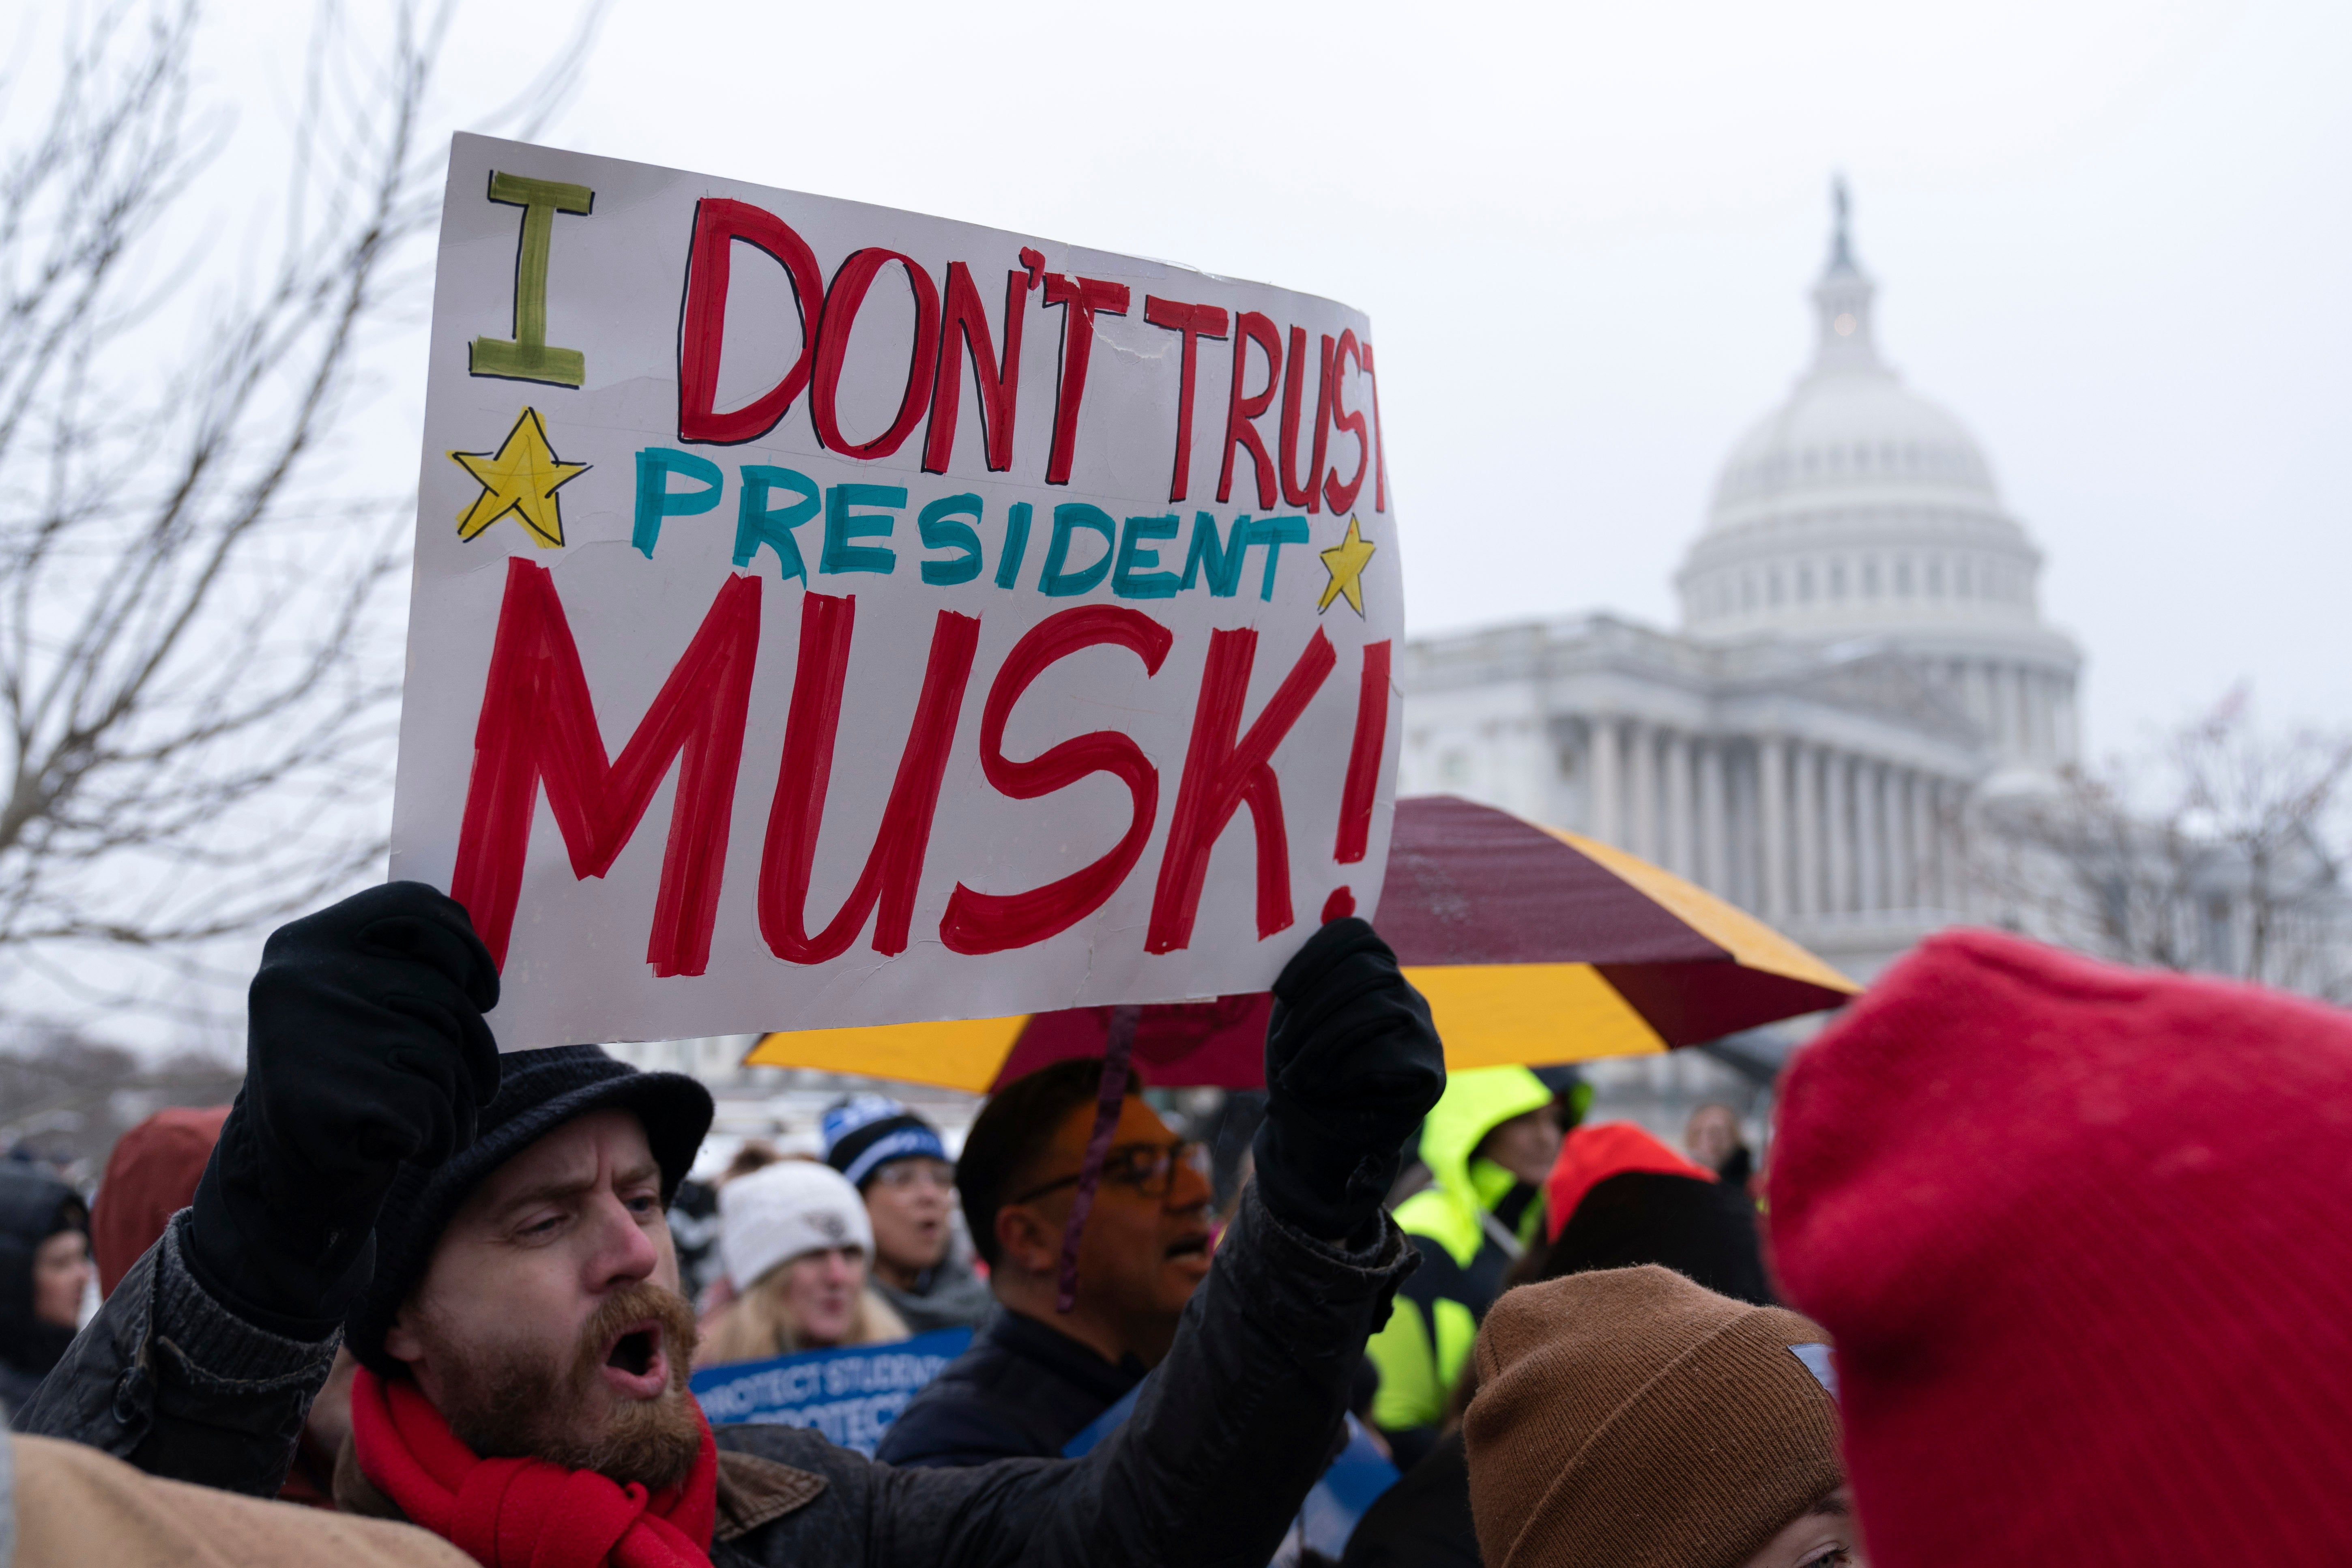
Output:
top-left (1400, 191), bottom-right (2083, 986)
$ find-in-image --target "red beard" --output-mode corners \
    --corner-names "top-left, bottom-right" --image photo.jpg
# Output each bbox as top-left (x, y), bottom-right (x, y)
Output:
top-left (411, 1278), bottom-right (705, 1490)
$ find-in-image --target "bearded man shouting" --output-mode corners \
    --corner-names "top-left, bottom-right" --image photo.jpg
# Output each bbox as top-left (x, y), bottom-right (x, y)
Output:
top-left (17, 884), bottom-right (1441, 1568)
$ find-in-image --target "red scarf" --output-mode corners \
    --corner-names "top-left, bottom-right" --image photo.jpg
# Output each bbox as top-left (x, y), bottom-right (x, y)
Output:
top-left (350, 1366), bottom-right (719, 1568)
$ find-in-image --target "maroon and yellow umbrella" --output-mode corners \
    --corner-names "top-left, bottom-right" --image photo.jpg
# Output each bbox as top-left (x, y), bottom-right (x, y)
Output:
top-left (745, 794), bottom-right (1858, 1091)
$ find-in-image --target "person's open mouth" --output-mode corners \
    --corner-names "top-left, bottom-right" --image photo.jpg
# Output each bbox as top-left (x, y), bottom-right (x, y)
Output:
top-left (1165, 1231), bottom-right (1213, 1270)
top-left (600, 1319), bottom-right (670, 1399)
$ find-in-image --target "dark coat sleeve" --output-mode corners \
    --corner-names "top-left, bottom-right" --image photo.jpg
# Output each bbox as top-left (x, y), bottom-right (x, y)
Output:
top-left (10, 1209), bottom-right (335, 1497)
top-left (720, 1183), bottom-right (1415, 1568)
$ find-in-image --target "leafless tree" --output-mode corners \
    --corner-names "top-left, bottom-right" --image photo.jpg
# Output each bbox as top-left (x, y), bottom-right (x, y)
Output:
top-left (1966, 688), bottom-right (2352, 999)
top-left (0, 1), bottom-right (601, 1024)
top-left (0, 1024), bottom-right (242, 1178)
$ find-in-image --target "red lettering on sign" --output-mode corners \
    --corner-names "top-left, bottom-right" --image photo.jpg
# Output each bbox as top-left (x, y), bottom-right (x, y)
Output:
top-left (940, 607), bottom-right (1175, 954)
top-left (1143, 297), bottom-right (1231, 503)
top-left (677, 199), bottom-right (827, 446)
top-left (1218, 311), bottom-right (1282, 508)
top-left (924, 262), bottom-right (1033, 474)
top-left (1040, 273), bottom-right (1132, 485)
top-left (811, 248), bottom-right (943, 461)
top-left (1360, 339), bottom-right (1388, 513)
top-left (1278, 327), bottom-right (1333, 515)
top-left (1145, 626), bottom-right (1337, 953)
top-left (758, 594), bottom-right (979, 964)
top-left (1334, 639), bottom-right (1390, 864)
top-left (451, 559), bottom-right (762, 976)
top-left (1323, 329), bottom-right (1369, 516)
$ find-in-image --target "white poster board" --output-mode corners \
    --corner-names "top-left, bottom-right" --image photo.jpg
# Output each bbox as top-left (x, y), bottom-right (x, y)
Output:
top-left (390, 134), bottom-right (1402, 1048)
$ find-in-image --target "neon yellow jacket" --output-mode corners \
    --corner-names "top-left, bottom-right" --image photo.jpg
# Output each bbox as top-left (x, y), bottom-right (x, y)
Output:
top-left (1366, 1065), bottom-right (1553, 1433)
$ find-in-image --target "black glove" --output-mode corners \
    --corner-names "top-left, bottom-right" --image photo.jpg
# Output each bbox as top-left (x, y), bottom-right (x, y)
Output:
top-left (1253, 917), bottom-right (1446, 1242)
top-left (188, 882), bottom-right (501, 1338)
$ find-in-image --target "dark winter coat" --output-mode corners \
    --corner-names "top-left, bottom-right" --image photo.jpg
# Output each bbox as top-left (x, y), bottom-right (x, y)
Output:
top-left (0, 1164), bottom-right (86, 1415)
top-left (1337, 1430), bottom-right (1480, 1568)
top-left (877, 1300), bottom-right (1146, 1467)
top-left (14, 1187), bottom-right (1410, 1568)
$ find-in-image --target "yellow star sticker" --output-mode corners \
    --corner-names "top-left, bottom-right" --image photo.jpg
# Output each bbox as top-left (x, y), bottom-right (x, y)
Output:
top-left (450, 407), bottom-right (589, 549)
top-left (1317, 515), bottom-right (1377, 616)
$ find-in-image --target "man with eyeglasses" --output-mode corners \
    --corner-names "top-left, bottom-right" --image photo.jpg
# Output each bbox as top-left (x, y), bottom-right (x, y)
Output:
top-left (821, 1095), bottom-right (992, 1333)
top-left (874, 1056), bottom-right (1228, 1468)
top-left (24, 889), bottom-right (1443, 1568)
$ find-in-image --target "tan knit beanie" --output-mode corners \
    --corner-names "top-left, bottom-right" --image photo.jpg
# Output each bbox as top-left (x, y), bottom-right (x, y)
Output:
top-left (1463, 1265), bottom-right (1843, 1568)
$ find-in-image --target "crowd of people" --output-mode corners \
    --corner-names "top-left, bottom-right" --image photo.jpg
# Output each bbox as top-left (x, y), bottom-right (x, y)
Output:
top-left (0, 880), bottom-right (2344, 1565)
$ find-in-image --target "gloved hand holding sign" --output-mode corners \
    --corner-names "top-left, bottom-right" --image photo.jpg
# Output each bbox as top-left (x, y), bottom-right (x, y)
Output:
top-left (1254, 917), bottom-right (1446, 1244)
top-left (188, 882), bottom-right (502, 1337)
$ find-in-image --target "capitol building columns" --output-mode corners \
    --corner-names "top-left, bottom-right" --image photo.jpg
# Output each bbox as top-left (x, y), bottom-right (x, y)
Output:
top-left (1754, 737), bottom-right (1788, 919)
top-left (1397, 184), bottom-right (2083, 984)
top-left (1523, 703), bottom-right (1981, 948)
top-left (1907, 771), bottom-right (1936, 909)
top-left (1628, 722), bottom-right (1660, 863)
top-left (1859, 759), bottom-right (1887, 913)
top-left (1663, 730), bottom-right (1696, 879)
top-left (1586, 715), bottom-right (1622, 845)
top-left (1791, 743), bottom-right (1821, 918)
top-left (1891, 769), bottom-right (1916, 908)
top-left (1588, 733), bottom-right (1980, 930)
top-left (1697, 740), bottom-right (1731, 895)
top-left (1823, 755), bottom-right (1854, 917)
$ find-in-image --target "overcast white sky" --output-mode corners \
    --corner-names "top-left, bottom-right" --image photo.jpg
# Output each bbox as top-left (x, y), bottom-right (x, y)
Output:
top-left (2, 0), bottom-right (2331, 1047)
top-left (202, 0), bottom-right (2348, 762)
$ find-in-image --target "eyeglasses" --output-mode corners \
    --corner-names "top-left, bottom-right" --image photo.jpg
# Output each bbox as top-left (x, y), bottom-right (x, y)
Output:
top-left (869, 1158), bottom-right (955, 1191)
top-left (1008, 1139), bottom-right (1207, 1206)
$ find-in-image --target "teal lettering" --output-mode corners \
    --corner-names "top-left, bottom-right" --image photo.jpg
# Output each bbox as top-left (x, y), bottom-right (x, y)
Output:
top-left (1244, 515), bottom-right (1309, 601)
top-left (917, 494), bottom-right (985, 586)
top-left (1038, 503), bottom-right (1116, 597)
top-left (822, 484), bottom-right (904, 576)
top-left (632, 448), bottom-right (724, 558)
top-left (734, 466), bottom-right (821, 582)
top-left (1181, 510), bottom-right (1246, 597)
top-left (1113, 514), bottom-right (1181, 600)
top-left (994, 502), bottom-right (1034, 590)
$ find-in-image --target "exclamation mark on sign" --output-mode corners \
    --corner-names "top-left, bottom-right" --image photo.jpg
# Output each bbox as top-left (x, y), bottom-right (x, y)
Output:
top-left (1334, 640), bottom-right (1392, 866)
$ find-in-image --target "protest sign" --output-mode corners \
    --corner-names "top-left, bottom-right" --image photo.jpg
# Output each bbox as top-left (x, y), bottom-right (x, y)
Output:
top-left (390, 133), bottom-right (1404, 1047)
top-left (688, 1327), bottom-right (971, 1456)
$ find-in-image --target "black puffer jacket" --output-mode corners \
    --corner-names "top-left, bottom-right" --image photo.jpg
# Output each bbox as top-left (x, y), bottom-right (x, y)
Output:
top-left (0, 1164), bottom-right (86, 1415)
top-left (17, 1186), bottom-right (1410, 1568)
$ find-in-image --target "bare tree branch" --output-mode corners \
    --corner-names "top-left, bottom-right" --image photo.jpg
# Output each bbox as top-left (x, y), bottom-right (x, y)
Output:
top-left (0, 0), bottom-right (604, 1028)
top-left (1963, 688), bottom-right (2352, 1000)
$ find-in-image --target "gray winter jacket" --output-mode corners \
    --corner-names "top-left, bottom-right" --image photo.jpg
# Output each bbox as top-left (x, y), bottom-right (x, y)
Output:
top-left (13, 1188), bottom-right (1408, 1567)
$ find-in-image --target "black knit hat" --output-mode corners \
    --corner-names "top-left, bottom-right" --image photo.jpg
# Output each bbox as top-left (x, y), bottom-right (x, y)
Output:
top-left (344, 1044), bottom-right (712, 1375)
top-left (1539, 1168), bottom-right (1775, 1307)
top-left (820, 1093), bottom-right (949, 1190)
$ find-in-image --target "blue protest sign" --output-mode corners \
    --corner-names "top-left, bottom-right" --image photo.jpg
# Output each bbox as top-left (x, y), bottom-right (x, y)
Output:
top-left (690, 1327), bottom-right (971, 1456)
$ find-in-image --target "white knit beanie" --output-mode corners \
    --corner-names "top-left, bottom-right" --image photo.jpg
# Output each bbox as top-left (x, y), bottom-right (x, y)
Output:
top-left (719, 1160), bottom-right (874, 1288)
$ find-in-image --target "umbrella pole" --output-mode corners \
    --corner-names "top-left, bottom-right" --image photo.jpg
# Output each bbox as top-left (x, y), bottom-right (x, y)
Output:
top-left (1056, 1003), bottom-right (1140, 1313)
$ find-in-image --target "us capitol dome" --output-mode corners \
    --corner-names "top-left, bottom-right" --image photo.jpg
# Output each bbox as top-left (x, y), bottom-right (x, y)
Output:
top-left (1397, 185), bottom-right (2084, 983)
top-left (1674, 185), bottom-right (2081, 770)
